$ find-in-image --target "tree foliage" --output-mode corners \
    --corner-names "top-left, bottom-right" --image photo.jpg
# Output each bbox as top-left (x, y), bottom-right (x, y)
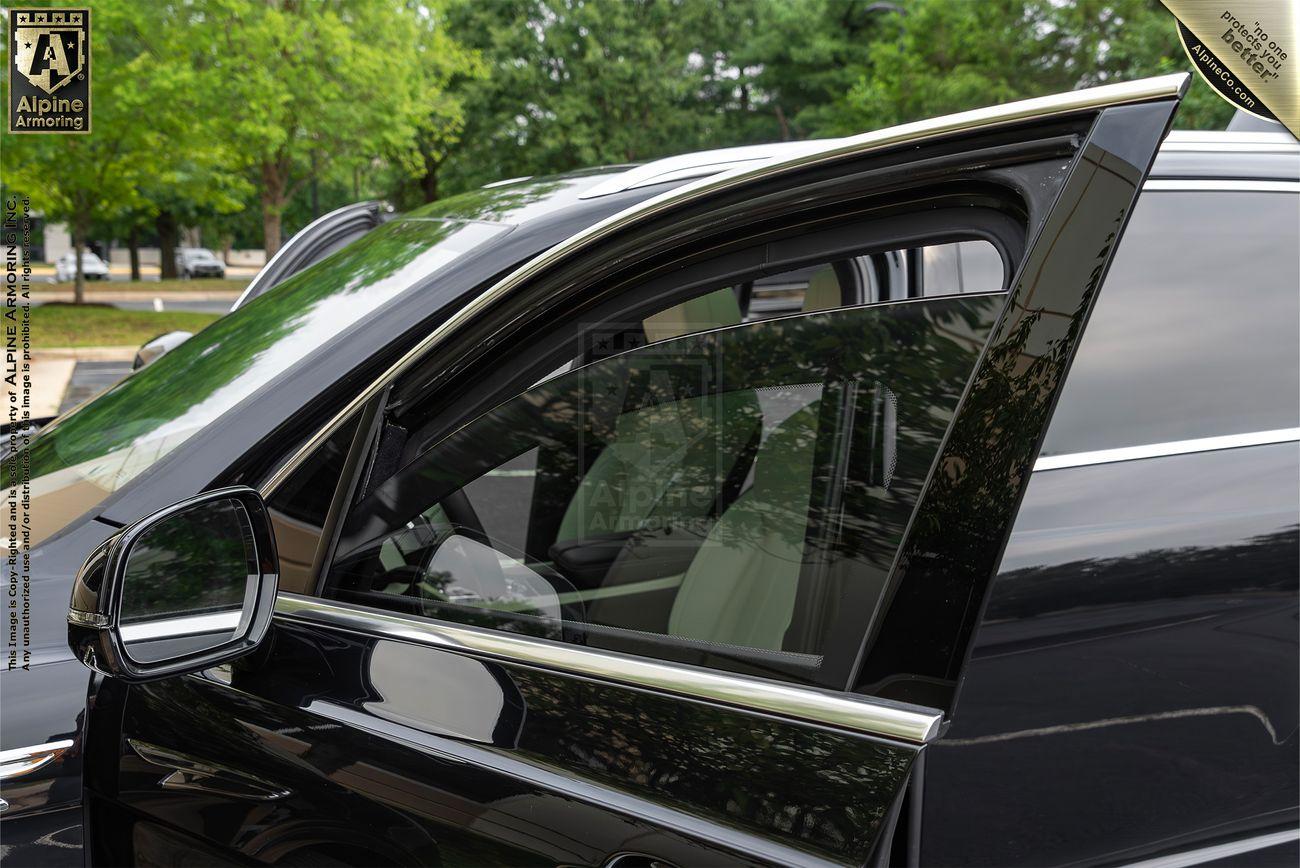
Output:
top-left (1, 0), bottom-right (1245, 285)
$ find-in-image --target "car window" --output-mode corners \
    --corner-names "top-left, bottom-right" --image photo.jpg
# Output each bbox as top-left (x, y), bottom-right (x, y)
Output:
top-left (267, 412), bottom-right (362, 595)
top-left (10, 218), bottom-right (505, 547)
top-left (743, 238), bottom-right (1004, 319)
top-left (1041, 190), bottom-right (1300, 456)
top-left (325, 260), bottom-right (1003, 687)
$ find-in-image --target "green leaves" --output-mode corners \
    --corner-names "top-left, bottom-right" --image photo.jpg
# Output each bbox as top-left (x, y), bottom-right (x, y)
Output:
top-left (0, 0), bottom-right (1233, 271)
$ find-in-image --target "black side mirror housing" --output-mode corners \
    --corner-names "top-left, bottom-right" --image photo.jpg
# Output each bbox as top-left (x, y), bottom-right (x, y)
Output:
top-left (67, 486), bottom-right (279, 682)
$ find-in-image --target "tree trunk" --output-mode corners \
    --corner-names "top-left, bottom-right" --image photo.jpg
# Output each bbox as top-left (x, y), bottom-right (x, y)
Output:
top-left (156, 210), bottom-right (179, 279)
top-left (774, 104), bottom-right (792, 142)
top-left (420, 166), bottom-right (438, 204)
top-left (261, 159), bottom-right (287, 259)
top-left (127, 226), bottom-right (141, 282)
top-left (262, 199), bottom-right (283, 261)
top-left (72, 232), bottom-right (85, 305)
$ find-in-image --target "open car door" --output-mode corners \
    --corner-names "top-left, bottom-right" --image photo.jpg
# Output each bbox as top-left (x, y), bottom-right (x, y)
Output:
top-left (78, 75), bottom-right (1186, 867)
top-left (232, 201), bottom-right (392, 311)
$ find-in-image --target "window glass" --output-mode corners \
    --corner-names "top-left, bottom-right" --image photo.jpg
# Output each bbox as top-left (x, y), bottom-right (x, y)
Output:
top-left (743, 240), bottom-right (1003, 320)
top-left (267, 413), bottom-right (360, 594)
top-left (1041, 191), bottom-right (1300, 456)
top-left (921, 240), bottom-right (1005, 296)
top-left (10, 217), bottom-right (505, 548)
top-left (327, 293), bottom-right (1002, 686)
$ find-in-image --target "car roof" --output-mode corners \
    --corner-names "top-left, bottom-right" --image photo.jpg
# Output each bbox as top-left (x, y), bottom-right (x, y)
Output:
top-left (566, 128), bottom-right (1298, 200)
top-left (394, 121), bottom-right (1296, 235)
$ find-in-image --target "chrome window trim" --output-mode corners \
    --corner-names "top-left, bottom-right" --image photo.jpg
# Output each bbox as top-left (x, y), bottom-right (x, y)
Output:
top-left (260, 74), bottom-right (1188, 498)
top-left (1034, 428), bottom-right (1300, 472)
top-left (273, 593), bottom-right (944, 744)
top-left (1142, 179), bottom-right (1300, 192)
top-left (0, 740), bottom-right (75, 781)
top-left (1161, 129), bottom-right (1298, 149)
top-left (1120, 829), bottom-right (1300, 868)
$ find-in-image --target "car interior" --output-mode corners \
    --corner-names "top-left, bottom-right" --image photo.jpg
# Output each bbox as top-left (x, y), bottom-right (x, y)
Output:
top-left (320, 233), bottom-right (1006, 683)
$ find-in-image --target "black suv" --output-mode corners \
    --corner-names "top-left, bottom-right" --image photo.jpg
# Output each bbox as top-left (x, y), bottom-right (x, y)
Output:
top-left (2, 74), bottom-right (1297, 867)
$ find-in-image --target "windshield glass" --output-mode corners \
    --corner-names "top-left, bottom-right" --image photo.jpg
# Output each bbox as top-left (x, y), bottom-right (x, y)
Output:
top-left (11, 218), bottom-right (505, 544)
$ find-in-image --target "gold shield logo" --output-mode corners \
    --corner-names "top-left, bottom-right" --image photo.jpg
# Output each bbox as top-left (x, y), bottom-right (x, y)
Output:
top-left (12, 10), bottom-right (86, 95)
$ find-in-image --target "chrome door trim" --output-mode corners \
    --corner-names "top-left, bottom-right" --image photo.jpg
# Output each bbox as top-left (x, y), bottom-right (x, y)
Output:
top-left (1120, 828), bottom-right (1299, 868)
top-left (1142, 179), bottom-right (1300, 192)
top-left (260, 74), bottom-right (1189, 497)
top-left (1033, 428), bottom-right (1300, 472)
top-left (0, 740), bottom-right (75, 781)
top-left (273, 593), bottom-right (944, 744)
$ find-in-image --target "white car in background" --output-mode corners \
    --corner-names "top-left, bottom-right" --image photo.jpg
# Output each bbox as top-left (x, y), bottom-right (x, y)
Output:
top-left (176, 246), bottom-right (227, 278)
top-left (53, 251), bottom-right (110, 282)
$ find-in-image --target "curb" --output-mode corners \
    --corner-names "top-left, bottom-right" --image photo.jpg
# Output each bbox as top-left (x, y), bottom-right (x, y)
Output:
top-left (35, 346), bottom-right (138, 361)
top-left (30, 292), bottom-right (239, 303)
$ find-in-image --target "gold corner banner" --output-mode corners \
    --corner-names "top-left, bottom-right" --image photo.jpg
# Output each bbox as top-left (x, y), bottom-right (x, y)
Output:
top-left (1162, 0), bottom-right (1298, 135)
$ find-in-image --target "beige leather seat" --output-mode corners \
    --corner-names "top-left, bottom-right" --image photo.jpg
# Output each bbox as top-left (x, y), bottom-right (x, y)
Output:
top-left (666, 400), bottom-right (821, 651)
top-left (557, 288), bottom-right (757, 543)
top-left (801, 264), bottom-right (842, 312)
top-left (663, 269), bottom-right (845, 651)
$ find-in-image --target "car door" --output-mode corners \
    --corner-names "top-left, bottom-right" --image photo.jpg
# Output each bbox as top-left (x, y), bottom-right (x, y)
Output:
top-left (231, 200), bottom-right (392, 311)
top-left (77, 77), bottom-right (1185, 867)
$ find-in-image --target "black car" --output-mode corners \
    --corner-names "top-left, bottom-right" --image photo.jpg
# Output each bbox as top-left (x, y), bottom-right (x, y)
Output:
top-left (3, 74), bottom-right (1297, 867)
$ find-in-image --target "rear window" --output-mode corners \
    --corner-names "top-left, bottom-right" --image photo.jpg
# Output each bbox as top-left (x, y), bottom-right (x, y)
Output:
top-left (1041, 190), bottom-right (1300, 456)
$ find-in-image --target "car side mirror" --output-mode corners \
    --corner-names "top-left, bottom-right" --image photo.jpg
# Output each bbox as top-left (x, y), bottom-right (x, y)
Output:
top-left (67, 487), bottom-right (279, 682)
top-left (133, 330), bottom-right (193, 370)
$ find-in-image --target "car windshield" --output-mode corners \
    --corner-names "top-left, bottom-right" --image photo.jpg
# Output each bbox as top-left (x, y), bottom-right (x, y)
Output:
top-left (10, 217), bottom-right (506, 545)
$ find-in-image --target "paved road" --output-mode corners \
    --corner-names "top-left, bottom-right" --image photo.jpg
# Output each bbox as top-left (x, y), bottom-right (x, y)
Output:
top-left (30, 294), bottom-right (237, 314)
top-left (59, 360), bottom-right (132, 413)
top-left (106, 298), bottom-right (232, 314)
top-left (33, 267), bottom-right (260, 283)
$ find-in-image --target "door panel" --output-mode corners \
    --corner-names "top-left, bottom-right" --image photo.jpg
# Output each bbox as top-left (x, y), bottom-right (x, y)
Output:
top-left (82, 82), bottom-right (1185, 866)
top-left (96, 621), bottom-right (913, 866)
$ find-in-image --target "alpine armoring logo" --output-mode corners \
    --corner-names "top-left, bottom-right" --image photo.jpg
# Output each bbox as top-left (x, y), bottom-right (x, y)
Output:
top-left (8, 8), bottom-right (91, 134)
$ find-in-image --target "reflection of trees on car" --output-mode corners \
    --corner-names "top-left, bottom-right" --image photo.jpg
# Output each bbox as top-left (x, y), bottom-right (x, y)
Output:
top-left (16, 220), bottom-right (467, 491)
top-left (119, 500), bottom-right (251, 623)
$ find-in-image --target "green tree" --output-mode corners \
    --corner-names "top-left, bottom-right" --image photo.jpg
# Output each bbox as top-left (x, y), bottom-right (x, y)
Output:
top-left (190, 0), bottom-right (467, 257)
top-left (2, 0), bottom-right (163, 301)
top-left (777, 0), bottom-right (1232, 137)
top-left (3, 1), bottom-right (253, 293)
top-left (432, 0), bottom-right (770, 197)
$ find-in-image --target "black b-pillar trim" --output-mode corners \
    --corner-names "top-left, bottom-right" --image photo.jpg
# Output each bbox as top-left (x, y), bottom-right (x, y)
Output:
top-left (852, 99), bottom-right (1183, 713)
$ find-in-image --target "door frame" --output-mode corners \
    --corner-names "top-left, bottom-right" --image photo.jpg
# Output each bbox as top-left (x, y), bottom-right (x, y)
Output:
top-left (261, 76), bottom-right (1188, 738)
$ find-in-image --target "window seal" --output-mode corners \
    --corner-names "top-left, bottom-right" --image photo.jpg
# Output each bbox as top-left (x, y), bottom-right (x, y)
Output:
top-left (274, 591), bottom-right (944, 744)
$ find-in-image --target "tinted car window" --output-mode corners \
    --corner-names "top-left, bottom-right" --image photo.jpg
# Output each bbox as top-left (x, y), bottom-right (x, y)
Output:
top-left (327, 286), bottom-right (1002, 688)
top-left (1041, 190), bottom-right (1300, 456)
top-left (11, 219), bottom-right (504, 546)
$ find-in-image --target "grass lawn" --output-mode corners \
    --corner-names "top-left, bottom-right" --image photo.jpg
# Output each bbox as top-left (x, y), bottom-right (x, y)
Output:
top-left (30, 303), bottom-right (220, 349)
top-left (48, 277), bottom-right (248, 294)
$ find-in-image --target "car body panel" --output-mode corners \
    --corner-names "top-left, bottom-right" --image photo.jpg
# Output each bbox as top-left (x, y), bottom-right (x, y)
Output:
top-left (98, 623), bottom-right (915, 866)
top-left (924, 442), bottom-right (1299, 866)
